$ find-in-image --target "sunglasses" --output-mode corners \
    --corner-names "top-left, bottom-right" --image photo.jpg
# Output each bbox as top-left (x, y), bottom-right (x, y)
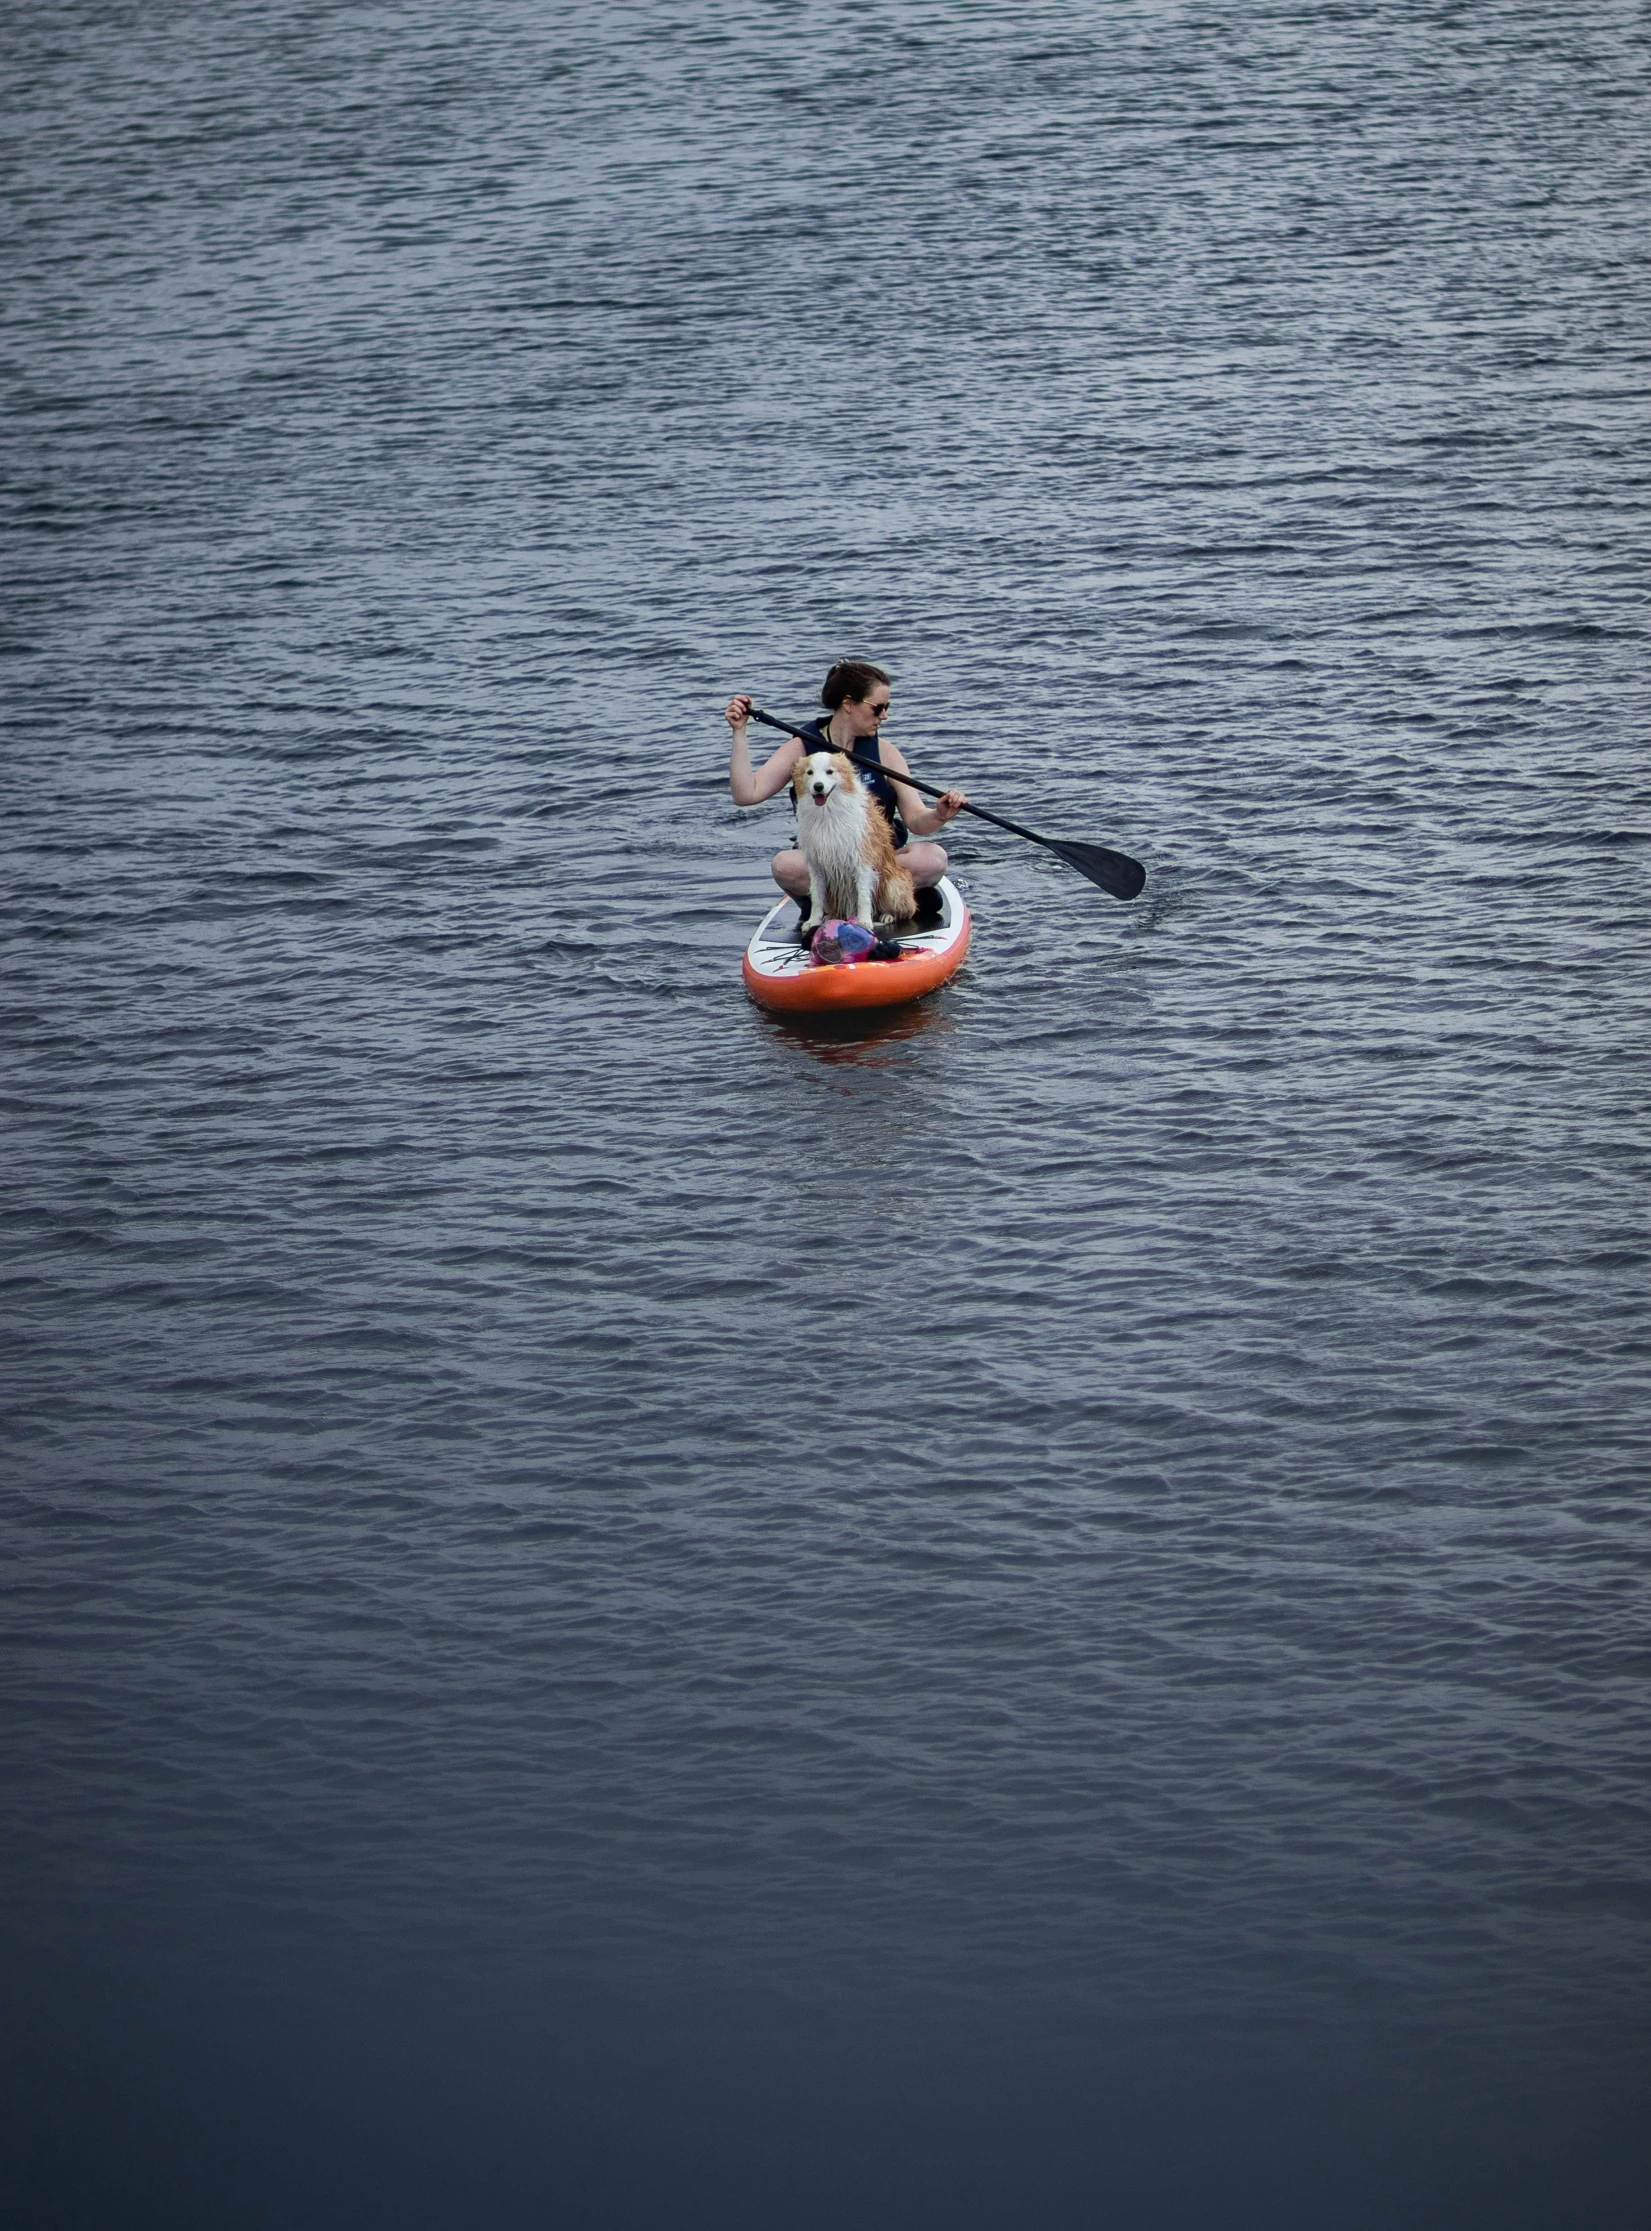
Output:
top-left (866, 700), bottom-right (892, 717)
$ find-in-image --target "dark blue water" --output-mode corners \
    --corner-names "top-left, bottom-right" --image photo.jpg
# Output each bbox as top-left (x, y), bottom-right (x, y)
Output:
top-left (4, 3), bottom-right (1649, 2224)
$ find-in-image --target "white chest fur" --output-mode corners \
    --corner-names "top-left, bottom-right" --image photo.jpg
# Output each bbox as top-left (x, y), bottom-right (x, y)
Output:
top-left (795, 782), bottom-right (874, 881)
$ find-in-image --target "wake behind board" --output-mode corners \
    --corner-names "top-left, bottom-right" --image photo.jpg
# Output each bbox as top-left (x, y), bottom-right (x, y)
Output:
top-left (742, 876), bottom-right (971, 1016)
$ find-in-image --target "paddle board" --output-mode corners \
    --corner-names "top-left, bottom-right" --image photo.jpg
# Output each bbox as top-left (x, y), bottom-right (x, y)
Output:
top-left (742, 876), bottom-right (971, 1015)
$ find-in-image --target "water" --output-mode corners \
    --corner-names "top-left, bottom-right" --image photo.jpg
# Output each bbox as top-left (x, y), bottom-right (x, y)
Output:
top-left (3, 2), bottom-right (1649, 2223)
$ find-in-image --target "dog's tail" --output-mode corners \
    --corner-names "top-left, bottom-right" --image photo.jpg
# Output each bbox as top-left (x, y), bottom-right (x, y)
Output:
top-left (879, 862), bottom-right (917, 920)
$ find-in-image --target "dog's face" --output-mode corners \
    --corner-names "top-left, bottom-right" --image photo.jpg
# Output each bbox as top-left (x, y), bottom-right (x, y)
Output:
top-left (793, 751), bottom-right (856, 807)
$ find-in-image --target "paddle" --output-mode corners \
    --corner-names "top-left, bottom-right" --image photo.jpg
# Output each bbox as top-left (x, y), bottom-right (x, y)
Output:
top-left (748, 708), bottom-right (1146, 903)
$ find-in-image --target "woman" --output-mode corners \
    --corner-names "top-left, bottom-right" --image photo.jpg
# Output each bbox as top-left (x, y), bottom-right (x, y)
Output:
top-left (725, 661), bottom-right (967, 923)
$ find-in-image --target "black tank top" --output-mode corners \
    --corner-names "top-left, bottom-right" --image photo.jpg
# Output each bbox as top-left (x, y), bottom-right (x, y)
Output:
top-left (798, 719), bottom-right (909, 850)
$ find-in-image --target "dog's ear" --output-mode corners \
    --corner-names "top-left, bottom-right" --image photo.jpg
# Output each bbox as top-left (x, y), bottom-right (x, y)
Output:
top-left (832, 752), bottom-right (856, 786)
top-left (792, 758), bottom-right (809, 798)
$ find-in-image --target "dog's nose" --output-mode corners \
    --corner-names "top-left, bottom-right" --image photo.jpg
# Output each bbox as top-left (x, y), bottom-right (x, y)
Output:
top-left (812, 785), bottom-right (827, 798)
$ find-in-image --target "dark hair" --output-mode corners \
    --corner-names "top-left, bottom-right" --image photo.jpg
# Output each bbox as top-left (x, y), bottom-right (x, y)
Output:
top-left (820, 660), bottom-right (891, 710)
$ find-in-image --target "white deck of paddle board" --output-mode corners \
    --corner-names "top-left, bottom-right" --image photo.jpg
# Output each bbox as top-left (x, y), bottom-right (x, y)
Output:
top-left (744, 875), bottom-right (968, 980)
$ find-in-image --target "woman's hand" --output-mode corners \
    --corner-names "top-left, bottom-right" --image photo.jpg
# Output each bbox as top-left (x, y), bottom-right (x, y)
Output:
top-left (725, 693), bottom-right (753, 733)
top-left (933, 787), bottom-right (968, 826)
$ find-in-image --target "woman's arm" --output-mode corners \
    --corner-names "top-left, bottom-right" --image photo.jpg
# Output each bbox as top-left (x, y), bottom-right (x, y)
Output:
top-left (726, 694), bottom-right (802, 805)
top-left (881, 740), bottom-right (966, 836)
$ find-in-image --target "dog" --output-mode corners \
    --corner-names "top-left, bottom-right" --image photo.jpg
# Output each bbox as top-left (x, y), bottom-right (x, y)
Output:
top-left (791, 751), bottom-right (916, 937)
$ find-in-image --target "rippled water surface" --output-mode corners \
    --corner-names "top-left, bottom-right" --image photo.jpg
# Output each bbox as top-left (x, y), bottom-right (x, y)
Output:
top-left (4, 3), bottom-right (1650, 2225)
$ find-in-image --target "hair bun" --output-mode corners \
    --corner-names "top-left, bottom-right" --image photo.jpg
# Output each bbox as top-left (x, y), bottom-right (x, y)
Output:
top-left (820, 658), bottom-right (892, 710)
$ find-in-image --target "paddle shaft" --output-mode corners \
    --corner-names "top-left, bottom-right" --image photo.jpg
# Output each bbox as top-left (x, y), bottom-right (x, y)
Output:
top-left (743, 704), bottom-right (1146, 901)
top-left (748, 706), bottom-right (1054, 852)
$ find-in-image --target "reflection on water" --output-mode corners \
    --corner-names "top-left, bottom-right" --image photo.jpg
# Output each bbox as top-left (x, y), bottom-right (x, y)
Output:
top-left (753, 990), bottom-right (964, 1062)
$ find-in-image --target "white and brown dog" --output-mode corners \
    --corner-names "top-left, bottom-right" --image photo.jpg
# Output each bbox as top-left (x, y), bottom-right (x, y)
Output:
top-left (792, 751), bottom-right (916, 937)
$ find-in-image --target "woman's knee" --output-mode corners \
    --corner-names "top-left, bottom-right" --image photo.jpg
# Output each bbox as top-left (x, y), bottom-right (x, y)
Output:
top-left (906, 842), bottom-right (947, 885)
top-left (772, 849), bottom-right (808, 894)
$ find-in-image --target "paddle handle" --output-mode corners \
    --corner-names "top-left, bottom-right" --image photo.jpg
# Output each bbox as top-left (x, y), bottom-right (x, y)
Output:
top-left (749, 706), bottom-right (1052, 851)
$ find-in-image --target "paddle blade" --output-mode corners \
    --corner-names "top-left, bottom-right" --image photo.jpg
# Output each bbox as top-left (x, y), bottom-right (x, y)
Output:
top-left (1048, 837), bottom-right (1147, 901)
